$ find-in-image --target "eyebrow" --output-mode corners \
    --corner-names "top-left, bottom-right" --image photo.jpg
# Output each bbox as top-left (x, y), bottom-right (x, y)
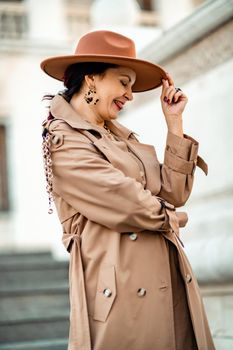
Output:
top-left (120, 74), bottom-right (132, 82)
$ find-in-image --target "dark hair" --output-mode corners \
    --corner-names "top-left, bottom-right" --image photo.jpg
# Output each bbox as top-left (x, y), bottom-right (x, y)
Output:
top-left (43, 61), bottom-right (118, 104)
top-left (41, 61), bottom-right (118, 213)
top-left (63, 62), bottom-right (118, 102)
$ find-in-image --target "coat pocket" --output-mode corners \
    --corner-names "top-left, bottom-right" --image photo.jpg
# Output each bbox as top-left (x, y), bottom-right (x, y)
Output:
top-left (93, 265), bottom-right (117, 322)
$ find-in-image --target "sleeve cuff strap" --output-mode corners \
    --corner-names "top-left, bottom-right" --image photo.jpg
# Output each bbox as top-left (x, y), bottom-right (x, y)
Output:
top-left (166, 132), bottom-right (199, 159)
top-left (164, 151), bottom-right (208, 175)
top-left (197, 155), bottom-right (208, 175)
top-left (164, 150), bottom-right (195, 174)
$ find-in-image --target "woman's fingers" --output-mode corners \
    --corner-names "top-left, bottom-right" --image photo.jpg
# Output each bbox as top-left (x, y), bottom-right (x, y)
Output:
top-left (161, 72), bottom-right (188, 117)
top-left (162, 83), bottom-right (181, 104)
top-left (165, 72), bottom-right (174, 86)
top-left (162, 77), bottom-right (169, 90)
top-left (167, 89), bottom-right (183, 103)
top-left (162, 72), bottom-right (175, 96)
top-left (166, 86), bottom-right (175, 103)
top-left (173, 91), bottom-right (183, 103)
top-left (161, 73), bottom-right (184, 104)
top-left (161, 79), bottom-right (171, 99)
top-left (176, 212), bottom-right (188, 228)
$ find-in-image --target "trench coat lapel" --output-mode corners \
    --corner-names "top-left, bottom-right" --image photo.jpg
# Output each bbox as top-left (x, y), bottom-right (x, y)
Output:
top-left (49, 95), bottom-right (162, 192)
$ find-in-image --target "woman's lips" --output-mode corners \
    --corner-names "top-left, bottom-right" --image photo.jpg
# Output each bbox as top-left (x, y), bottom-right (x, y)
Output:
top-left (114, 100), bottom-right (124, 110)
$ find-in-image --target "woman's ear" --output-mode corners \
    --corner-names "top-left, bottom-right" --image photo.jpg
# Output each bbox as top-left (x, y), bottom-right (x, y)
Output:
top-left (84, 74), bottom-right (95, 89)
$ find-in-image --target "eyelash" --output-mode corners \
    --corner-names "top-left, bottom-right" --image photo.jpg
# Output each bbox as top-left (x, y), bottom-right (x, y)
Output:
top-left (121, 81), bottom-right (128, 87)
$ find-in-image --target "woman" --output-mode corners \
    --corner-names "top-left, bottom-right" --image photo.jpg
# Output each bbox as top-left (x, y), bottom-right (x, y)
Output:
top-left (40, 30), bottom-right (215, 350)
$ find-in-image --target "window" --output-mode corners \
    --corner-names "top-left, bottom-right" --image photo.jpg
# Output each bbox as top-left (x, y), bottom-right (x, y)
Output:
top-left (136, 0), bottom-right (153, 11)
top-left (0, 125), bottom-right (9, 211)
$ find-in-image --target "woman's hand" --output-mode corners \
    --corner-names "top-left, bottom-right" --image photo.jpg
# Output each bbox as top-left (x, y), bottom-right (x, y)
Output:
top-left (176, 211), bottom-right (188, 228)
top-left (160, 72), bottom-right (188, 137)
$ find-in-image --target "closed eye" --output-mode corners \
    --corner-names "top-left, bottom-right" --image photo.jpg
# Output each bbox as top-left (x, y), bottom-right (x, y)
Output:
top-left (121, 81), bottom-right (128, 87)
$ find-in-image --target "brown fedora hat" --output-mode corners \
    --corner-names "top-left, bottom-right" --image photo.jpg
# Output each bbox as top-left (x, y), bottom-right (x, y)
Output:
top-left (40, 30), bottom-right (167, 92)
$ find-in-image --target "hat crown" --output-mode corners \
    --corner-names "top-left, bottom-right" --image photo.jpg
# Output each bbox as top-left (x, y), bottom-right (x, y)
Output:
top-left (75, 30), bottom-right (136, 58)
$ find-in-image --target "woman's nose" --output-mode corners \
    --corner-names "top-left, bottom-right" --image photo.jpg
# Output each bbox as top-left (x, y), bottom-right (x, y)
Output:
top-left (125, 88), bottom-right (133, 101)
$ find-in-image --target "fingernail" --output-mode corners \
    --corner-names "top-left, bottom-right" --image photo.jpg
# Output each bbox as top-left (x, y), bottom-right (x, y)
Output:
top-left (167, 99), bottom-right (170, 103)
top-left (164, 96), bottom-right (167, 102)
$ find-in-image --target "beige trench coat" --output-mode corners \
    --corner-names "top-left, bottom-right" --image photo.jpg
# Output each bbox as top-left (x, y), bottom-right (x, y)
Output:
top-left (43, 94), bottom-right (215, 350)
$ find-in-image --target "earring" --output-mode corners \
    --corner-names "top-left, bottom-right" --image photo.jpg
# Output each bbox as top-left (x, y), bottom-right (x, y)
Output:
top-left (84, 88), bottom-right (99, 105)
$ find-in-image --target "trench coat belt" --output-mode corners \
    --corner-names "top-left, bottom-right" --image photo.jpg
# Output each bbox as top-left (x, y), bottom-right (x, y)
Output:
top-left (62, 233), bottom-right (92, 350)
top-left (165, 207), bottom-right (179, 235)
top-left (159, 199), bottom-right (185, 248)
top-left (165, 207), bottom-right (185, 247)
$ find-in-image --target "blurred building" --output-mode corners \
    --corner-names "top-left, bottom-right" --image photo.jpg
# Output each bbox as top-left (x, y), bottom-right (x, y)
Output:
top-left (0, 0), bottom-right (206, 254)
top-left (0, 0), bottom-right (233, 348)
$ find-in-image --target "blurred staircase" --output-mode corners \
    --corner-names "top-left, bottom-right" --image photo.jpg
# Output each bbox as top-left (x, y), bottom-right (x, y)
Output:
top-left (0, 251), bottom-right (69, 350)
top-left (1, 251), bottom-right (232, 349)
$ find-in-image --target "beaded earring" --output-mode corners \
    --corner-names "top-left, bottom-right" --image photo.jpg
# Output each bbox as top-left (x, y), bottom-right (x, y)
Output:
top-left (84, 87), bottom-right (99, 105)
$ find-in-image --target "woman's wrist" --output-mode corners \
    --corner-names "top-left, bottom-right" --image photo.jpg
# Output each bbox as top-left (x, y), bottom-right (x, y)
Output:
top-left (167, 129), bottom-right (184, 138)
top-left (166, 114), bottom-right (183, 138)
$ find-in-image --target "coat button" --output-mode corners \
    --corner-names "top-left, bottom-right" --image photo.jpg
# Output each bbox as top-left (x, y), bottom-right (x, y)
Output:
top-left (137, 288), bottom-right (146, 297)
top-left (139, 171), bottom-right (145, 178)
top-left (129, 233), bottom-right (138, 241)
top-left (103, 288), bottom-right (112, 297)
top-left (185, 274), bottom-right (192, 283)
top-left (139, 171), bottom-right (146, 184)
top-left (51, 135), bottom-right (60, 144)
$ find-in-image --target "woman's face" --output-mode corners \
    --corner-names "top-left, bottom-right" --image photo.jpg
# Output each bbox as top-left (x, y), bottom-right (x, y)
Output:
top-left (87, 66), bottom-right (136, 121)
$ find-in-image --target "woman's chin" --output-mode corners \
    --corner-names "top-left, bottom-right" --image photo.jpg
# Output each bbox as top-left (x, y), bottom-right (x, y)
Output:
top-left (110, 113), bottom-right (119, 120)
top-left (109, 109), bottom-right (119, 119)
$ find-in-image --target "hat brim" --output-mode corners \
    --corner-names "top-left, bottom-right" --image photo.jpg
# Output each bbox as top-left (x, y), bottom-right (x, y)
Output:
top-left (40, 54), bottom-right (167, 92)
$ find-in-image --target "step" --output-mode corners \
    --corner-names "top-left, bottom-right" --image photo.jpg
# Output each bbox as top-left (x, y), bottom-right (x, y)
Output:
top-left (0, 318), bottom-right (69, 343)
top-left (0, 251), bottom-right (54, 265)
top-left (0, 338), bottom-right (68, 350)
top-left (0, 287), bottom-right (69, 323)
top-left (0, 286), bottom-right (70, 342)
top-left (0, 258), bottom-right (68, 270)
top-left (0, 250), bottom-right (71, 344)
top-left (0, 261), bottom-right (69, 292)
top-left (200, 283), bottom-right (233, 348)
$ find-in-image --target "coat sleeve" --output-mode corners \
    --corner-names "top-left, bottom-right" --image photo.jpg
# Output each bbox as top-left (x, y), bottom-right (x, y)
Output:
top-left (48, 121), bottom-right (172, 233)
top-left (157, 131), bottom-right (208, 207)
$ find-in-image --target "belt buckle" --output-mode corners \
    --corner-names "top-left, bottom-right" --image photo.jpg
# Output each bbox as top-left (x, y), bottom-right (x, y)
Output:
top-left (160, 199), bottom-right (175, 211)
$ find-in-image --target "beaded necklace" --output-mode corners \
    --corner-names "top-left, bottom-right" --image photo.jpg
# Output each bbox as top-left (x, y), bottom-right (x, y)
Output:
top-left (103, 123), bottom-right (118, 140)
top-left (103, 124), bottom-right (111, 133)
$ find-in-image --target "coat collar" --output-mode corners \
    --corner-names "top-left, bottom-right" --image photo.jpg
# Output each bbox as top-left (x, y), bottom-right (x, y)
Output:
top-left (49, 94), bottom-right (135, 140)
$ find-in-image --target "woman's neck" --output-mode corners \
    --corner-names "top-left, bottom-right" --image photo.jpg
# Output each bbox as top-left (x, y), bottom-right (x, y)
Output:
top-left (70, 93), bottom-right (105, 128)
